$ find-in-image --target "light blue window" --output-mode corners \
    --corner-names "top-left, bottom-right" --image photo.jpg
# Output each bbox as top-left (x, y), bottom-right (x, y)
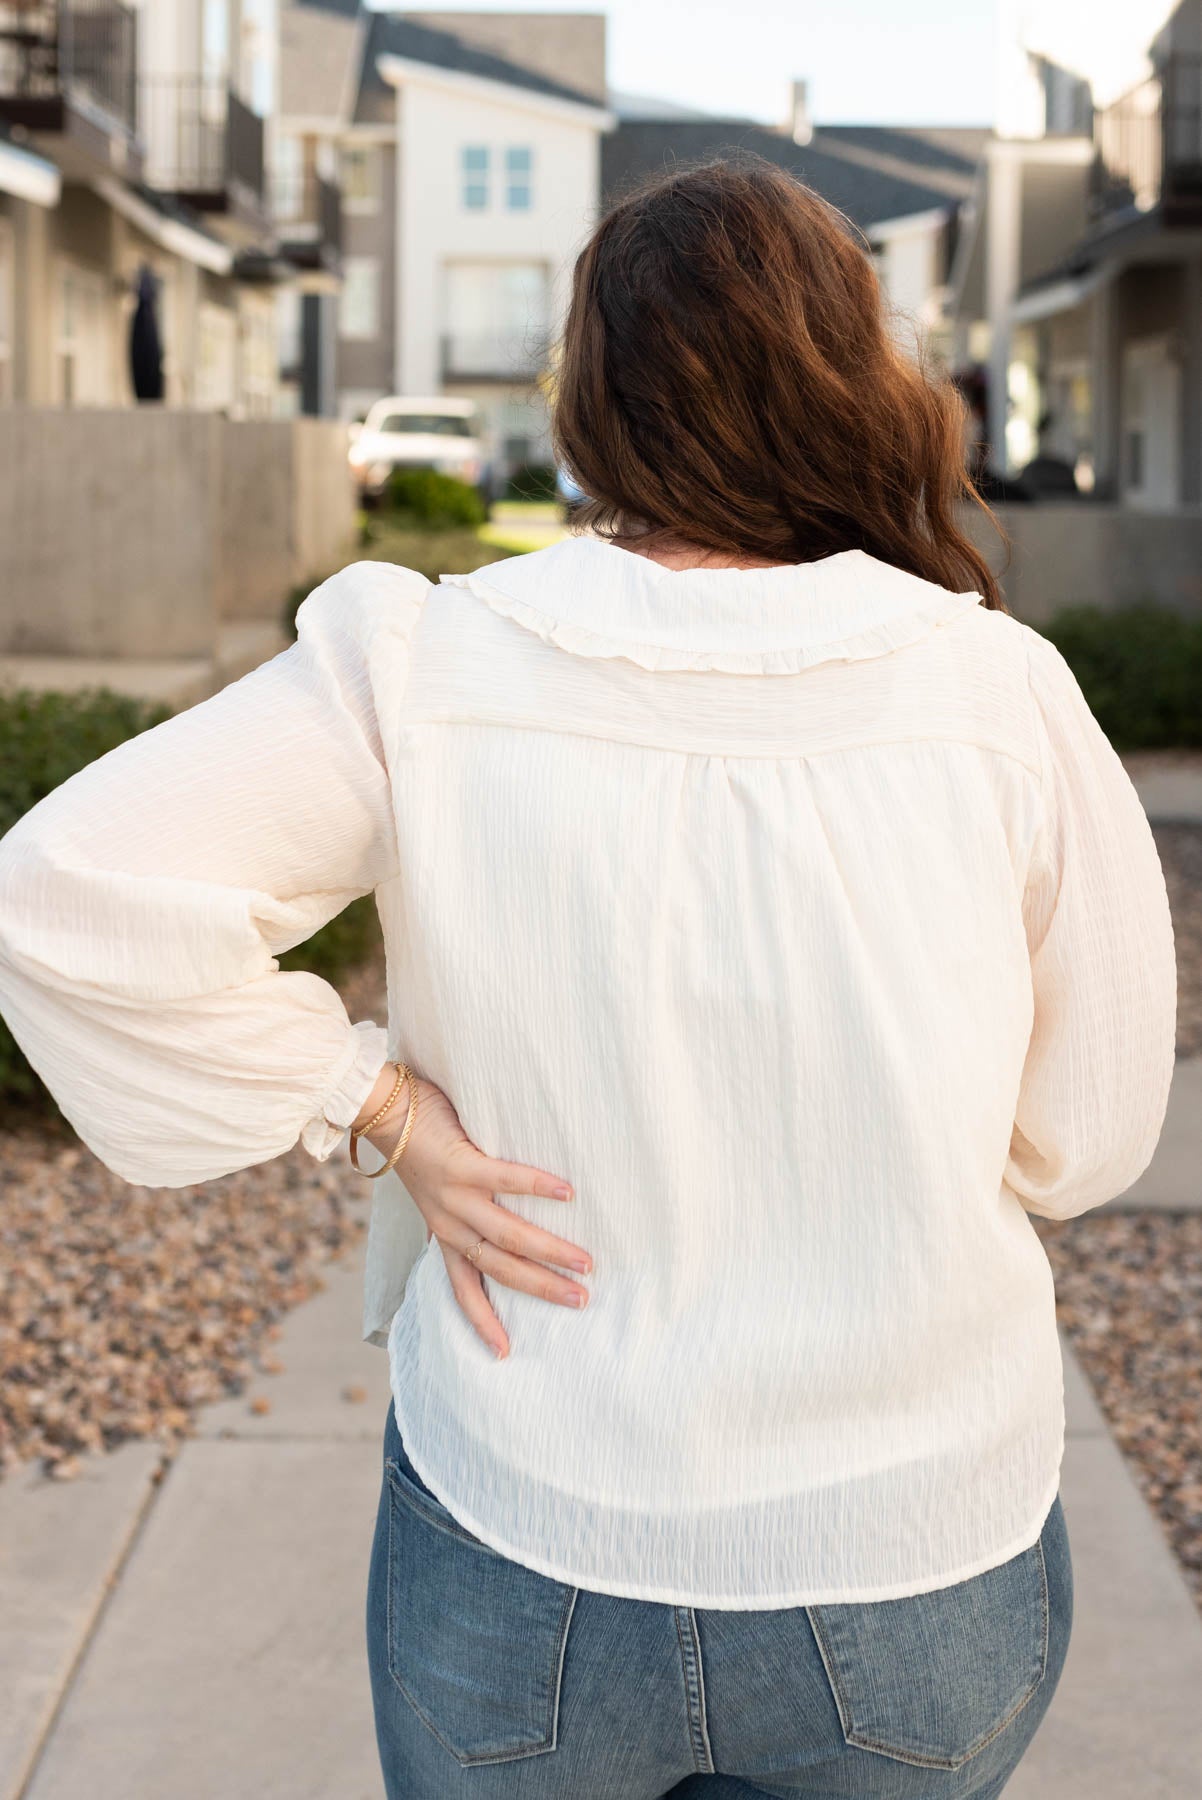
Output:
top-left (506, 145), bottom-right (533, 210)
top-left (462, 145), bottom-right (489, 209)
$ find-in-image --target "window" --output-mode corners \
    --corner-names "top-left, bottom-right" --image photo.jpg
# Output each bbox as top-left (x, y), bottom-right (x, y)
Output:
top-left (374, 413), bottom-right (474, 438)
top-left (340, 256), bottom-right (380, 340)
top-left (340, 144), bottom-right (379, 215)
top-left (461, 145), bottom-right (489, 209)
top-left (55, 261), bottom-right (110, 406)
top-left (0, 219), bottom-right (12, 402)
top-left (271, 132), bottom-right (305, 224)
top-left (196, 302), bottom-right (237, 411)
top-left (443, 261), bottom-right (550, 378)
top-left (505, 145), bottom-right (533, 210)
top-left (238, 291), bottom-right (278, 418)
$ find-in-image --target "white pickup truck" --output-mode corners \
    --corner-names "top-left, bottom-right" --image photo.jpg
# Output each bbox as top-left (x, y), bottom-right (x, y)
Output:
top-left (348, 396), bottom-right (492, 506)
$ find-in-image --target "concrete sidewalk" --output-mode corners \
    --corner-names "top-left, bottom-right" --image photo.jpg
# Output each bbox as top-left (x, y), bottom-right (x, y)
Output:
top-left (3, 1183), bottom-right (1201, 1800)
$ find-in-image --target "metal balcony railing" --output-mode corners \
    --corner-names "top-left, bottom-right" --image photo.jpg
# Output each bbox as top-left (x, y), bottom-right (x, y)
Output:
top-left (140, 76), bottom-right (265, 209)
top-left (440, 331), bottom-right (549, 382)
top-left (0, 0), bottom-right (136, 136)
top-left (1091, 51), bottom-right (1202, 221)
top-left (270, 168), bottom-right (341, 255)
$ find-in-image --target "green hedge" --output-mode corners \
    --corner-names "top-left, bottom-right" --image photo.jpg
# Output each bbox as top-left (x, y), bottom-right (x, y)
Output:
top-left (1038, 603), bottom-right (1202, 750)
top-left (0, 684), bottom-right (381, 1114)
top-left (382, 468), bottom-right (486, 528)
top-left (505, 463), bottom-right (558, 502)
top-left (0, 689), bottom-right (176, 1110)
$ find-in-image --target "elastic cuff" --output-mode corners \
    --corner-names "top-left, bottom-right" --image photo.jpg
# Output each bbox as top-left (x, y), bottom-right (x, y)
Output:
top-left (300, 1019), bottom-right (391, 1162)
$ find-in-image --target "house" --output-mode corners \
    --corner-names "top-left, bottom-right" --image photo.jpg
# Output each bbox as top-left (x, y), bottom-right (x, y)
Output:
top-left (948, 1), bottom-right (1202, 507)
top-left (275, 5), bottom-right (612, 476)
top-left (0, 0), bottom-right (283, 413)
top-left (603, 83), bottom-right (988, 369)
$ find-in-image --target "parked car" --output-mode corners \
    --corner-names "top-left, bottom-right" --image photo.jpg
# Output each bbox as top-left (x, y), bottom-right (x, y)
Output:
top-left (348, 396), bottom-right (493, 507)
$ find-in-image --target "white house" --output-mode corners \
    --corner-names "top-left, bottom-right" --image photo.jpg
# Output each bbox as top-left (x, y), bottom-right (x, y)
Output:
top-left (377, 51), bottom-right (611, 470)
top-left (275, 7), bottom-right (612, 470)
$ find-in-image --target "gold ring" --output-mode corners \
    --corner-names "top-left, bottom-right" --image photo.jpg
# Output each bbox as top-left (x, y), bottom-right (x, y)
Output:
top-left (464, 1238), bottom-right (486, 1267)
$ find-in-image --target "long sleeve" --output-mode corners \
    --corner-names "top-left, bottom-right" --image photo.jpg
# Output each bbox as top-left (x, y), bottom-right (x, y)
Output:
top-left (1004, 625), bottom-right (1178, 1221)
top-left (0, 560), bottom-right (427, 1187)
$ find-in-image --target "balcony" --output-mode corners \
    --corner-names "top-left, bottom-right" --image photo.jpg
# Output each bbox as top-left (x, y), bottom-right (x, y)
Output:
top-left (440, 331), bottom-right (549, 383)
top-left (270, 169), bottom-right (341, 274)
top-left (140, 77), bottom-right (267, 245)
top-left (1091, 51), bottom-right (1202, 225)
top-left (0, 0), bottom-right (138, 175)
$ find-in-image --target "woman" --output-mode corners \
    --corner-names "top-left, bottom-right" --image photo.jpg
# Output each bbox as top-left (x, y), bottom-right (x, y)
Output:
top-left (0, 158), bottom-right (1176, 1798)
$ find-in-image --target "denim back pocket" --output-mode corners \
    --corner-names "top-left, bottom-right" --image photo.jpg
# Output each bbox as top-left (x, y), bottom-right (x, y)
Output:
top-left (805, 1527), bottom-right (1050, 1771)
top-left (384, 1451), bottom-right (578, 1767)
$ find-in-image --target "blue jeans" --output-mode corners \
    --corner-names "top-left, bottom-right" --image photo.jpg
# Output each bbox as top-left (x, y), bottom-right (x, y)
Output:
top-left (367, 1398), bottom-right (1072, 1798)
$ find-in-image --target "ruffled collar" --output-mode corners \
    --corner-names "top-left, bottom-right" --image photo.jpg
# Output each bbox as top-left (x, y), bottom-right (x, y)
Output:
top-left (438, 536), bottom-right (982, 675)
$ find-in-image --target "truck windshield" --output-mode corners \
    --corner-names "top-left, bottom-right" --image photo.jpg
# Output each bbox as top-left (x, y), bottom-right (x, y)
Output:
top-left (375, 414), bottom-right (474, 437)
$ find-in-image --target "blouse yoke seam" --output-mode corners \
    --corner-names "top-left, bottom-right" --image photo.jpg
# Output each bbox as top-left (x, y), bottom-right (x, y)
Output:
top-left (394, 712), bottom-right (1044, 779)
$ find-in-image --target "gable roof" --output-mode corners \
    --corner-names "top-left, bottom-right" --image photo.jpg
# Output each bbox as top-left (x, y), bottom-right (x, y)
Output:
top-left (279, 0), bottom-right (363, 120)
top-left (355, 13), bottom-right (601, 123)
top-left (601, 119), bottom-right (988, 234)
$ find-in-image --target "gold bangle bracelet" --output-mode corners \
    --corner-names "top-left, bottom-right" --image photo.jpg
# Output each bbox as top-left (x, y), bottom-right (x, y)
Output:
top-left (349, 1064), bottom-right (418, 1179)
top-left (352, 1063), bottom-right (406, 1139)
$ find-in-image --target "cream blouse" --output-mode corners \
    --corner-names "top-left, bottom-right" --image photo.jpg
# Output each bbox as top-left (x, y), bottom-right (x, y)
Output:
top-left (0, 535), bottom-right (1177, 1607)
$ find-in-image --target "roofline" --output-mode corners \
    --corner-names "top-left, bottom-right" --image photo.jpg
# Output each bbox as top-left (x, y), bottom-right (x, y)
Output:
top-left (92, 176), bottom-right (234, 275)
top-left (277, 114), bottom-right (396, 141)
top-left (867, 204), bottom-right (954, 241)
top-left (0, 138), bottom-right (60, 207)
top-left (340, 9), bottom-right (371, 127)
top-left (984, 134), bottom-right (1095, 166)
top-left (376, 52), bottom-right (615, 129)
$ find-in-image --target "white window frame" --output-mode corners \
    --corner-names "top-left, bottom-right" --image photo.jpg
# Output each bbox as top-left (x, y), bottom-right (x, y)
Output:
top-left (54, 259), bottom-right (111, 407)
top-left (505, 144), bottom-right (533, 211)
top-left (340, 256), bottom-right (380, 341)
top-left (340, 143), bottom-right (379, 216)
top-left (196, 300), bottom-right (237, 412)
top-left (461, 144), bottom-right (490, 210)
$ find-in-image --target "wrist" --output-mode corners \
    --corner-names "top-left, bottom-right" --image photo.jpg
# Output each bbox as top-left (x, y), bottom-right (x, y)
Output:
top-left (350, 1060), bottom-right (402, 1135)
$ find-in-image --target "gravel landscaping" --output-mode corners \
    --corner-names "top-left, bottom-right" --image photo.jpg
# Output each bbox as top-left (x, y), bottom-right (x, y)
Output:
top-left (1033, 1209), bottom-right (1202, 1615)
top-left (1154, 822), bottom-right (1202, 1058)
top-left (0, 947), bottom-right (388, 1480)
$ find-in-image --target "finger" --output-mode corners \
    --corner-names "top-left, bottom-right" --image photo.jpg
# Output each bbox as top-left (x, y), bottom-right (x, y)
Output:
top-left (448, 1224), bottom-right (589, 1310)
top-left (454, 1192), bottom-right (592, 1273)
top-left (443, 1245), bottom-right (510, 1359)
top-left (475, 1156), bottom-right (574, 1202)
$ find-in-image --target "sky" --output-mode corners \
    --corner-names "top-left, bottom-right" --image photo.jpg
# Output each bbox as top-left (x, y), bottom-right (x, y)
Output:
top-left (374, 1), bottom-right (1000, 127)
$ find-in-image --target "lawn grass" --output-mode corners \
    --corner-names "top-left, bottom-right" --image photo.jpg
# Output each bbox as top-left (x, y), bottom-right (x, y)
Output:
top-left (357, 501), bottom-right (565, 579)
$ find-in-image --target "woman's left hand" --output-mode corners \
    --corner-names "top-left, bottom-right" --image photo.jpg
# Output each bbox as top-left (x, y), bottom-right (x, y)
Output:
top-left (363, 1074), bottom-right (591, 1359)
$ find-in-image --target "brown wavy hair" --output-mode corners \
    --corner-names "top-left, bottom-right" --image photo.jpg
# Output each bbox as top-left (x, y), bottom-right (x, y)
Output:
top-left (552, 155), bottom-right (1009, 610)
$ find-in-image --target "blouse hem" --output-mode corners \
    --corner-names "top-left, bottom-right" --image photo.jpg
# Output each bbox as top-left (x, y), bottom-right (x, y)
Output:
top-left (384, 1347), bottom-right (1065, 1610)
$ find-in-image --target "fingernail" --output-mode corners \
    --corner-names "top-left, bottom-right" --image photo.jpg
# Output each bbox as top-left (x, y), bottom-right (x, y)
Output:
top-left (552, 1184), bottom-right (573, 1200)
top-left (566, 1290), bottom-right (588, 1307)
top-left (567, 1256), bottom-right (591, 1272)
top-left (493, 1341), bottom-right (509, 1359)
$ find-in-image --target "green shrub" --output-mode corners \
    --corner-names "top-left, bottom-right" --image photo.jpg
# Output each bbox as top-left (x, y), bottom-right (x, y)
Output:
top-left (0, 683), bottom-right (383, 1115)
top-left (1039, 603), bottom-right (1202, 750)
top-left (505, 463), bottom-right (558, 502)
top-left (0, 687), bottom-right (174, 1112)
top-left (383, 468), bottom-right (486, 528)
top-left (277, 894), bottom-right (382, 986)
top-left (0, 687), bottom-right (174, 840)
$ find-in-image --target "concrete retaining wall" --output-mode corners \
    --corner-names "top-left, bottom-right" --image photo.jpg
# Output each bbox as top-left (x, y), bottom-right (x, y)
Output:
top-left (0, 409), bottom-right (356, 659)
top-left (958, 502), bottom-right (1202, 624)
